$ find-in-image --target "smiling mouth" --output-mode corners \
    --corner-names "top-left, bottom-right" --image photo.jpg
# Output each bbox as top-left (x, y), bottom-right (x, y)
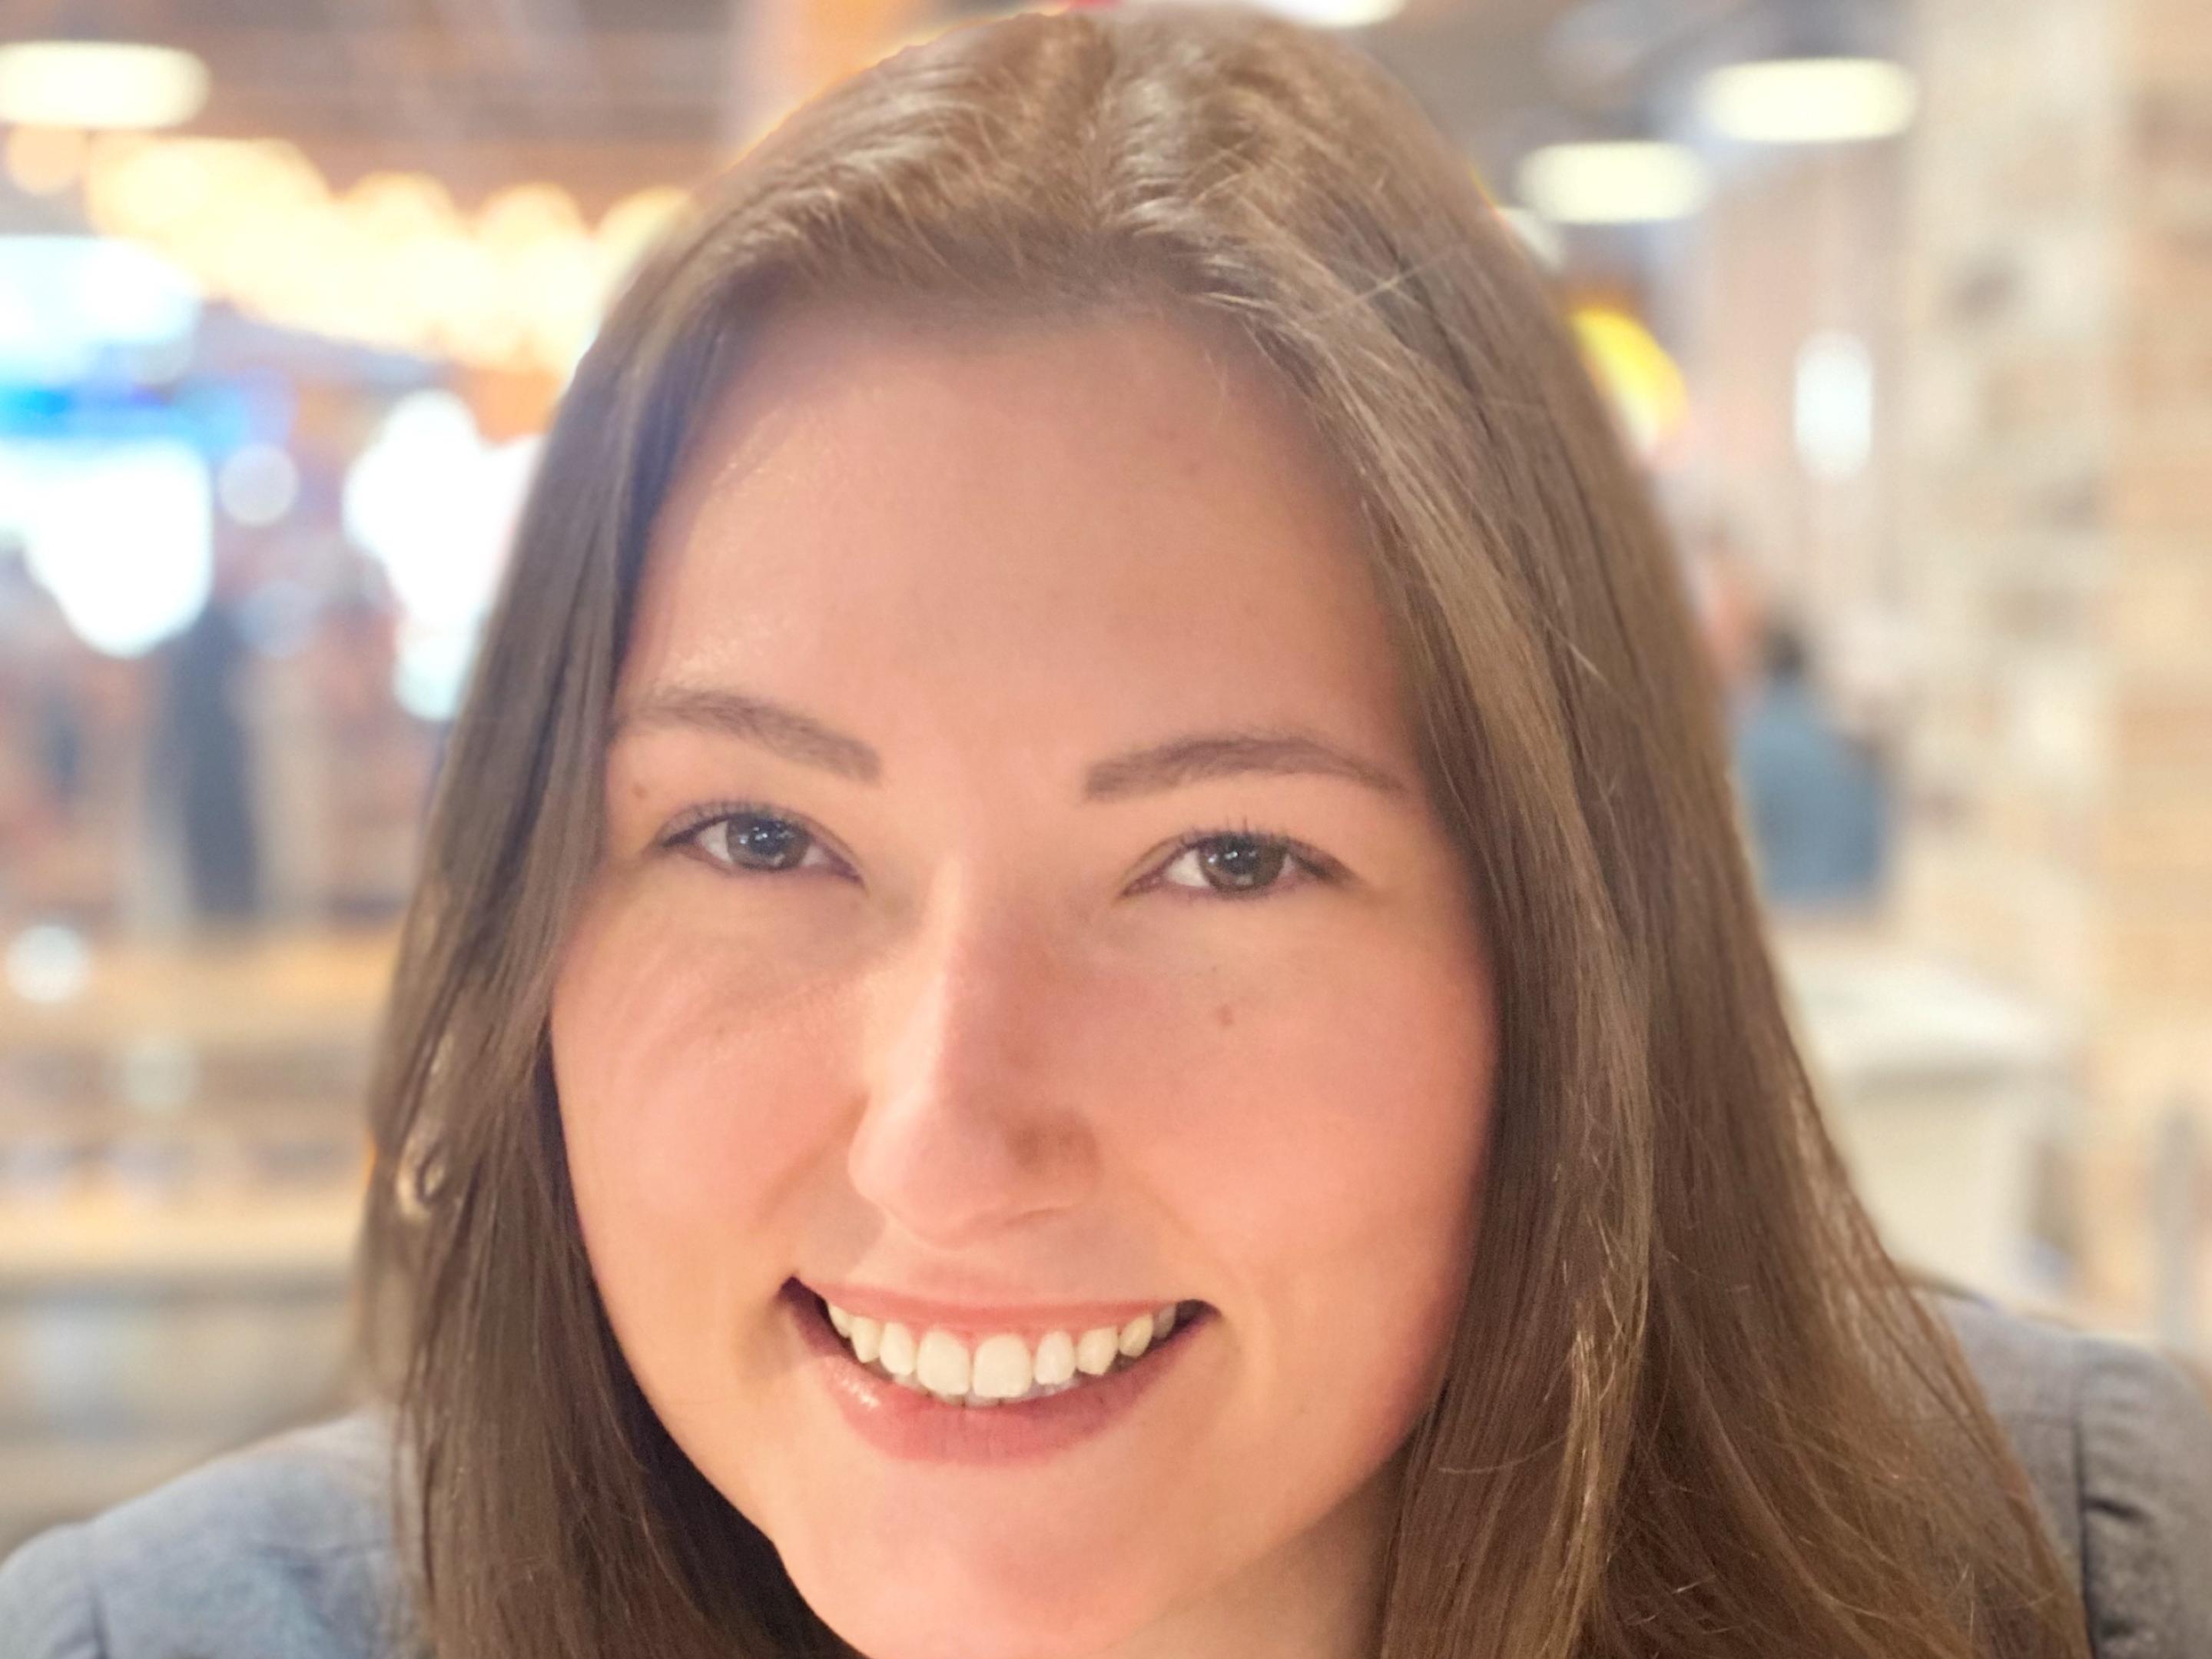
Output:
top-left (799, 1286), bottom-right (1211, 1409)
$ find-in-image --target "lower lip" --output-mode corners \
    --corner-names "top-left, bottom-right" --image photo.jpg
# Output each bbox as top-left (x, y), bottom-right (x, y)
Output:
top-left (781, 1280), bottom-right (1210, 1465)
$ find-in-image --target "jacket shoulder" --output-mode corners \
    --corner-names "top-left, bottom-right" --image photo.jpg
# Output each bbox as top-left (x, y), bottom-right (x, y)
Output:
top-left (0, 1411), bottom-right (420, 1659)
top-left (1947, 1296), bottom-right (2212, 1656)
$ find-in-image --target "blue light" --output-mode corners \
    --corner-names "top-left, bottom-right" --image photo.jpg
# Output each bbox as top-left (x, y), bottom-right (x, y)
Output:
top-left (0, 236), bottom-right (201, 384)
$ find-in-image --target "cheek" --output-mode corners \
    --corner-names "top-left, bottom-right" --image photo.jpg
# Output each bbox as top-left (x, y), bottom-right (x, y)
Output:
top-left (1126, 956), bottom-right (1490, 1275)
top-left (549, 891), bottom-right (853, 1289)
top-left (1103, 936), bottom-right (1494, 1404)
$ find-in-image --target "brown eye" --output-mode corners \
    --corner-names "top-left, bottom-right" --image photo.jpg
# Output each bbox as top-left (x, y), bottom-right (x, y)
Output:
top-left (1156, 833), bottom-right (1313, 898)
top-left (685, 812), bottom-right (837, 875)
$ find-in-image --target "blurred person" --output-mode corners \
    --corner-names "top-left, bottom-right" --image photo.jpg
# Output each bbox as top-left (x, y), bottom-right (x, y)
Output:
top-left (0, 544), bottom-right (55, 845)
top-left (305, 572), bottom-right (432, 920)
top-left (153, 539), bottom-right (265, 924)
top-left (0, 540), bottom-right (89, 907)
top-left (1733, 618), bottom-right (1891, 911)
top-left (4, 10), bottom-right (2208, 1659)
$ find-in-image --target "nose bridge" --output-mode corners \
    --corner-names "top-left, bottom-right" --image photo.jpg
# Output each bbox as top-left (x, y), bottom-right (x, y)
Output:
top-left (847, 870), bottom-right (1096, 1246)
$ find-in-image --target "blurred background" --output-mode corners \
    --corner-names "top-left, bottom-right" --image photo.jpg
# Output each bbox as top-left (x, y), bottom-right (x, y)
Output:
top-left (1, 0), bottom-right (2207, 1551)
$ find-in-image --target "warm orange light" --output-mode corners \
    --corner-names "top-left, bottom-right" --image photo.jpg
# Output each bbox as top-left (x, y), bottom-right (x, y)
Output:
top-left (65, 129), bottom-right (690, 375)
top-left (344, 171), bottom-right (459, 244)
top-left (1569, 304), bottom-right (1690, 460)
top-left (478, 182), bottom-right (583, 252)
top-left (4, 124), bottom-right (87, 194)
top-left (596, 185), bottom-right (691, 294)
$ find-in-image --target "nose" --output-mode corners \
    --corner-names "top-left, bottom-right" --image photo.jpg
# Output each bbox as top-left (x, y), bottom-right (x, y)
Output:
top-left (846, 878), bottom-right (1101, 1251)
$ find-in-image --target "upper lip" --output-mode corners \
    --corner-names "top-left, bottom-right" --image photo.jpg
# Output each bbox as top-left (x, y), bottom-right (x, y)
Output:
top-left (794, 1277), bottom-right (1192, 1337)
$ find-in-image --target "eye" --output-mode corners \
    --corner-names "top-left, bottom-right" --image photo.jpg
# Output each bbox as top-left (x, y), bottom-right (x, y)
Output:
top-left (656, 807), bottom-right (1336, 899)
top-left (1148, 828), bottom-right (1335, 901)
top-left (662, 805), bottom-right (847, 878)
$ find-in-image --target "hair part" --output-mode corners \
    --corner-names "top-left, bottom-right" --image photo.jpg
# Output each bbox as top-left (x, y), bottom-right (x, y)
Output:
top-left (360, 8), bottom-right (2084, 1657)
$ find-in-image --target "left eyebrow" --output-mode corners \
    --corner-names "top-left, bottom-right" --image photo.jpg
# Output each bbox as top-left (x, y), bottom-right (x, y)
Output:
top-left (1082, 729), bottom-right (1411, 804)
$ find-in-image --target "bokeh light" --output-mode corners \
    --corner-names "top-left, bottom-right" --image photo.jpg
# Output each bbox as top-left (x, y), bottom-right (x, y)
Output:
top-left (9, 440), bottom-right (212, 657)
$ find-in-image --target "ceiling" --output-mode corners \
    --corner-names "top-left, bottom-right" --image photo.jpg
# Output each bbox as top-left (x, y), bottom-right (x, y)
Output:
top-left (0, 0), bottom-right (1629, 201)
top-left (0, 0), bottom-right (1878, 255)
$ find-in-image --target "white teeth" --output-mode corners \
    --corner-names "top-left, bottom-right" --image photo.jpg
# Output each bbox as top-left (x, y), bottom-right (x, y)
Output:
top-left (850, 1315), bottom-right (882, 1365)
top-left (1118, 1312), bottom-right (1154, 1359)
top-left (916, 1329), bottom-right (971, 1398)
top-left (1033, 1329), bottom-right (1077, 1387)
top-left (971, 1334), bottom-right (1033, 1400)
top-left (824, 1300), bottom-right (1198, 1403)
top-left (878, 1321), bottom-right (917, 1378)
top-left (1074, 1325), bottom-right (1121, 1376)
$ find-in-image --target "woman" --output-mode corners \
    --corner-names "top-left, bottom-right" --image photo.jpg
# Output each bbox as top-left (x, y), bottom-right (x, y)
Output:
top-left (5, 8), bottom-right (2207, 1658)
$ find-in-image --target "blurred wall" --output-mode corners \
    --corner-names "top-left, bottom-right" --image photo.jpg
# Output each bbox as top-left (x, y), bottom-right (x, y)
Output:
top-left (1897, 0), bottom-right (2212, 1320)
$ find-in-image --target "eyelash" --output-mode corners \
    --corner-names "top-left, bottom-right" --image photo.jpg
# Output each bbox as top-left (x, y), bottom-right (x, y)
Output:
top-left (654, 801), bottom-right (1340, 902)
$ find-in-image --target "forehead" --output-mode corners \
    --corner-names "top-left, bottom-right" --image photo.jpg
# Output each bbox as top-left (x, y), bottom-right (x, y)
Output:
top-left (625, 302), bottom-right (1415, 762)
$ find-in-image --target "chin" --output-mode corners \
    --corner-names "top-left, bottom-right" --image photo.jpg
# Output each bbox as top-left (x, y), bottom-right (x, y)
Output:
top-left (785, 1540), bottom-right (1164, 1659)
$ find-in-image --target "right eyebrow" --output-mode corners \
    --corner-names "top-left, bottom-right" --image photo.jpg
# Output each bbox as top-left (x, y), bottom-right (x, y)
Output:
top-left (610, 686), bottom-right (883, 784)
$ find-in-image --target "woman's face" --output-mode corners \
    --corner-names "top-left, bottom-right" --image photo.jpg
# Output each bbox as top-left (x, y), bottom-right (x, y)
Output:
top-left (550, 304), bottom-right (1497, 1659)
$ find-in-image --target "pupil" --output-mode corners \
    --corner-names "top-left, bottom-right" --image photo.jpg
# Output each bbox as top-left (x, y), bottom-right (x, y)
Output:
top-left (736, 816), bottom-right (802, 867)
top-left (1205, 837), bottom-right (1283, 890)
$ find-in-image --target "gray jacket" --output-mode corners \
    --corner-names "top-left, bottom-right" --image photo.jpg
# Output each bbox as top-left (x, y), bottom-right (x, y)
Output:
top-left (4, 1299), bottom-right (2210, 1657)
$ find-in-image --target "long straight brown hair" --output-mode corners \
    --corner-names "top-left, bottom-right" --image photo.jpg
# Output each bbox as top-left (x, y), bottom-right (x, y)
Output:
top-left (358, 7), bottom-right (2088, 1657)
